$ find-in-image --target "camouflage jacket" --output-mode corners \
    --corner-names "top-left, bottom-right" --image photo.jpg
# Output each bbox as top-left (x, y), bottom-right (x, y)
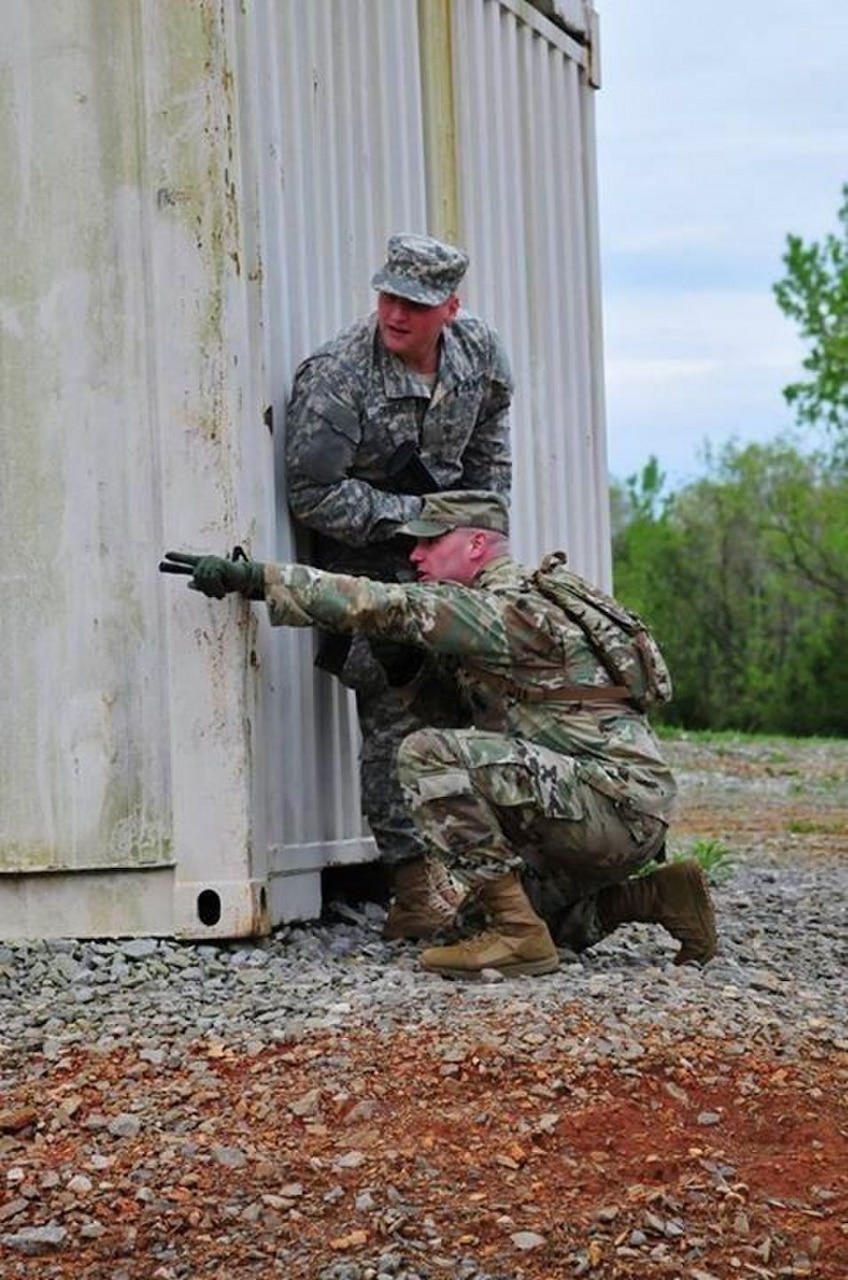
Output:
top-left (284, 313), bottom-right (513, 576)
top-left (264, 556), bottom-right (676, 819)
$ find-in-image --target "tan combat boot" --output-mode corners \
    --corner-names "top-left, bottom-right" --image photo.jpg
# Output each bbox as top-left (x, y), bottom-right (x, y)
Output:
top-left (597, 859), bottom-right (718, 965)
top-left (382, 857), bottom-right (461, 941)
top-left (419, 871), bottom-right (560, 978)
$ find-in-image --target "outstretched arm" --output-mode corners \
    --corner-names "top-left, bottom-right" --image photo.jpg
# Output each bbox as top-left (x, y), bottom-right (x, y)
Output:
top-left (160, 552), bottom-right (506, 660)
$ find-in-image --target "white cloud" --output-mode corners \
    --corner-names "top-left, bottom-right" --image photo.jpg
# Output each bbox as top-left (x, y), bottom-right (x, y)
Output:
top-left (593, 0), bottom-right (845, 487)
top-left (601, 291), bottom-right (806, 484)
top-left (604, 290), bottom-right (802, 363)
top-left (606, 357), bottom-right (720, 383)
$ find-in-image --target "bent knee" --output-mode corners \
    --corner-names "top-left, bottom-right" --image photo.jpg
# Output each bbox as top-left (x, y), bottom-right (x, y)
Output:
top-left (397, 730), bottom-right (472, 808)
top-left (397, 728), bottom-right (463, 776)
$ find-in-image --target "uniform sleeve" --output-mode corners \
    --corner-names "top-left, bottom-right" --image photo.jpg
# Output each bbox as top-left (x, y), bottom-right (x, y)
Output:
top-left (284, 358), bottom-right (422, 546)
top-left (458, 328), bottom-right (513, 496)
top-left (264, 563), bottom-right (508, 661)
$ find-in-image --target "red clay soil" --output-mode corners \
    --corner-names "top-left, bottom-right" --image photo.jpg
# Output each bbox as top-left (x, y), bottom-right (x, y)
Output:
top-left (1, 736), bottom-right (846, 1278)
top-left (1, 1029), bottom-right (845, 1278)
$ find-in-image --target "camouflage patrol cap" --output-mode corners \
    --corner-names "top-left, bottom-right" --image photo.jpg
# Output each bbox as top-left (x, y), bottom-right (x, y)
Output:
top-left (398, 491), bottom-right (510, 538)
top-left (371, 233), bottom-right (470, 306)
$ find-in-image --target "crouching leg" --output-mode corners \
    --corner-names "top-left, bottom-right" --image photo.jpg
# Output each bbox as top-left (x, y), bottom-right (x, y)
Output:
top-left (397, 729), bottom-right (559, 979)
top-left (593, 861), bottom-right (718, 965)
top-left (497, 790), bottom-right (716, 966)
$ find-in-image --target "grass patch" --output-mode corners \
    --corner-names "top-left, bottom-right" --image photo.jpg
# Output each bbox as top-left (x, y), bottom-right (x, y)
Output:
top-left (654, 726), bottom-right (783, 746)
top-left (652, 837), bottom-right (735, 885)
top-left (656, 725), bottom-right (848, 749)
top-left (786, 819), bottom-right (847, 835)
top-left (789, 772), bottom-right (848, 796)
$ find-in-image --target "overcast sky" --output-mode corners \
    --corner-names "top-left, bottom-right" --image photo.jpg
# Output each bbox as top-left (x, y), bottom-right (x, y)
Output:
top-left (594, 0), bottom-right (848, 488)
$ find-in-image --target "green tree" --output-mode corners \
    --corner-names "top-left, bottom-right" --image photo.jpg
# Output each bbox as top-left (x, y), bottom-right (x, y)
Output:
top-left (611, 458), bottom-right (674, 608)
top-left (773, 184), bottom-right (848, 444)
top-left (611, 187), bottom-right (848, 734)
top-left (612, 441), bottom-right (848, 735)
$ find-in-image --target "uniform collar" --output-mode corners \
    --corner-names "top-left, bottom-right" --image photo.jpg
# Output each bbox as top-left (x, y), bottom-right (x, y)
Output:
top-left (373, 316), bottom-right (472, 403)
top-left (474, 555), bottom-right (514, 587)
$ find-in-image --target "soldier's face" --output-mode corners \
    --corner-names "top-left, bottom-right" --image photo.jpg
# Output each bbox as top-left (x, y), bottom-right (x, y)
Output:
top-left (376, 292), bottom-right (459, 373)
top-left (410, 529), bottom-right (480, 585)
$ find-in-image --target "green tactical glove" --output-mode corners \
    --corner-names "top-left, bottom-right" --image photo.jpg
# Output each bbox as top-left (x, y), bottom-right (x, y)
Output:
top-left (159, 551), bottom-right (266, 600)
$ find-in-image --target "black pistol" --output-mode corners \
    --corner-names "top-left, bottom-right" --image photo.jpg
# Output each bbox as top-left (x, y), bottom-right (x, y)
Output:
top-left (385, 440), bottom-right (438, 496)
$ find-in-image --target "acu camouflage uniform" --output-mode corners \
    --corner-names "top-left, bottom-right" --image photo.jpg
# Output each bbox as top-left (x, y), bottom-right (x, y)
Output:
top-left (262, 556), bottom-right (677, 947)
top-left (284, 290), bottom-right (513, 867)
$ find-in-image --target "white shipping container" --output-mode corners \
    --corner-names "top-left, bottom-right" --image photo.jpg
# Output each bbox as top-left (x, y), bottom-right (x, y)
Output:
top-left (0, 0), bottom-right (609, 940)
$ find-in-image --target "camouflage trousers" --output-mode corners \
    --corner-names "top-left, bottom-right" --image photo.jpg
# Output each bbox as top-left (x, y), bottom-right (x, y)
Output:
top-left (341, 636), bottom-right (469, 867)
top-left (397, 726), bottom-right (667, 949)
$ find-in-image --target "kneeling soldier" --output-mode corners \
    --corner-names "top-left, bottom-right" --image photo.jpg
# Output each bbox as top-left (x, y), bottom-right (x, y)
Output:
top-left (161, 493), bottom-right (716, 978)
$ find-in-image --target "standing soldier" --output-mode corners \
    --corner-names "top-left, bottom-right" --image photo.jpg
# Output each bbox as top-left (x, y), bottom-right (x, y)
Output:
top-left (283, 233), bottom-right (514, 941)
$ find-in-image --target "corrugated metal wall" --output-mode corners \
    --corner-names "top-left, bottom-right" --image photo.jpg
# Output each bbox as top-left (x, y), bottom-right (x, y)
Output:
top-left (1, 2), bottom-right (176, 928)
top-left (250, 0), bottom-right (431, 890)
top-left (0, 0), bottom-right (608, 939)
top-left (450, 0), bottom-right (609, 579)
top-left (0, 0), bottom-right (285, 940)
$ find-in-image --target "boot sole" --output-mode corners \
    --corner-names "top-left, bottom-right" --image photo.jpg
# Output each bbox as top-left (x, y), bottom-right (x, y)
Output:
top-left (423, 955), bottom-right (560, 980)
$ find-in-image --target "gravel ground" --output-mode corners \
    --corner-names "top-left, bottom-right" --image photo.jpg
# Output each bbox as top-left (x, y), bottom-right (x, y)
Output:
top-left (1, 735), bottom-right (846, 1279)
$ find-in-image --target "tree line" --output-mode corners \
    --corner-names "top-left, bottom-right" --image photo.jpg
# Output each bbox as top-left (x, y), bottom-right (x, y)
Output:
top-left (610, 185), bottom-right (848, 736)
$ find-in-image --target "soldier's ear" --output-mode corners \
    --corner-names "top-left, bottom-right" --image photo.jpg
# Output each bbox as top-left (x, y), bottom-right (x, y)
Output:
top-left (467, 530), bottom-right (486, 558)
top-left (444, 295), bottom-right (460, 324)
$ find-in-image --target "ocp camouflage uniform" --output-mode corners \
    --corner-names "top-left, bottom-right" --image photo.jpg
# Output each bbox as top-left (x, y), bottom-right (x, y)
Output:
top-left (284, 313), bottom-right (513, 865)
top-left (263, 555), bottom-right (677, 946)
